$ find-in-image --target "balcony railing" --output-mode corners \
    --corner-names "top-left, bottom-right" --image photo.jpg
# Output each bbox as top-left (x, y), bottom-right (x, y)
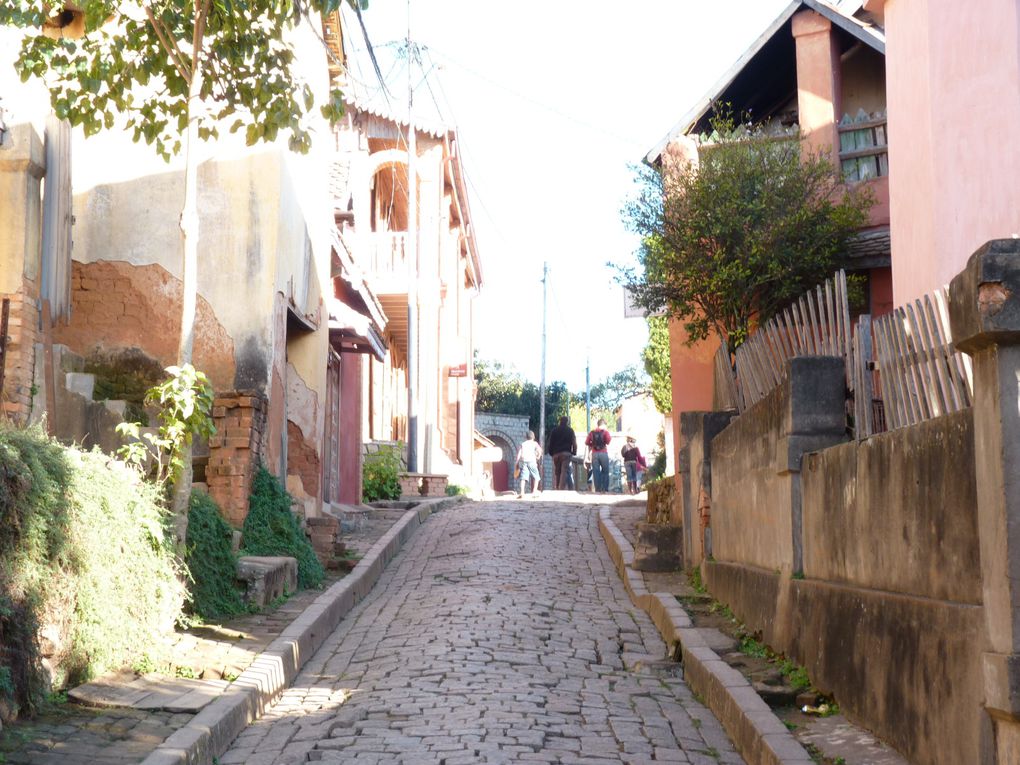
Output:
top-left (371, 232), bottom-right (408, 277)
top-left (839, 109), bottom-right (888, 182)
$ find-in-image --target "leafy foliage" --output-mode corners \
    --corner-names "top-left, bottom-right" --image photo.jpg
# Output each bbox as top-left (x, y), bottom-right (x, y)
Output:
top-left (475, 356), bottom-right (614, 433)
top-left (588, 365), bottom-right (649, 411)
top-left (185, 491), bottom-right (246, 621)
top-left (620, 112), bottom-right (873, 352)
top-left (0, 425), bottom-right (185, 715)
top-left (362, 443), bottom-right (402, 502)
top-left (0, 0), bottom-right (354, 161)
top-left (241, 468), bottom-right (324, 590)
top-left (117, 364), bottom-right (216, 491)
top-left (641, 317), bottom-right (672, 414)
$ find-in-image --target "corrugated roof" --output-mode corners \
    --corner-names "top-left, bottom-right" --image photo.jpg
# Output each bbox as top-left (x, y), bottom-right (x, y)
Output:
top-left (645, 0), bottom-right (885, 164)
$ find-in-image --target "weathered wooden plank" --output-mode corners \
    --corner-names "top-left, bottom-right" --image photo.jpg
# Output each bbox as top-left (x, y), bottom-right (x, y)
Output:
top-left (904, 302), bottom-right (942, 418)
top-left (824, 280), bottom-right (837, 357)
top-left (915, 297), bottom-right (953, 415)
top-left (921, 294), bottom-right (962, 412)
top-left (890, 311), bottom-right (927, 423)
top-left (934, 286), bottom-right (974, 401)
top-left (803, 295), bottom-right (821, 355)
top-left (874, 316), bottom-right (907, 429)
top-left (858, 315), bottom-right (875, 437)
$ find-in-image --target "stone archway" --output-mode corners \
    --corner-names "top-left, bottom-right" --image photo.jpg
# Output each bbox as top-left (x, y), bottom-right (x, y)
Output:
top-left (475, 413), bottom-right (531, 493)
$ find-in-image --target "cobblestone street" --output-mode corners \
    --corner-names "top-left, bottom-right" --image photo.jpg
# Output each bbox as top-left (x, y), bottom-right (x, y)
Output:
top-left (222, 500), bottom-right (744, 765)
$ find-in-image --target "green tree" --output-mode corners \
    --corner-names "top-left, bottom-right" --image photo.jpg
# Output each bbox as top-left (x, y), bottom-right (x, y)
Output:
top-left (588, 365), bottom-right (649, 412)
top-left (1, 0), bottom-right (355, 547)
top-left (620, 113), bottom-right (872, 353)
top-left (642, 316), bottom-right (672, 414)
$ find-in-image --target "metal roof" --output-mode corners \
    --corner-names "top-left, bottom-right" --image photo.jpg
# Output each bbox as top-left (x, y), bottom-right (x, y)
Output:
top-left (645, 0), bottom-right (885, 164)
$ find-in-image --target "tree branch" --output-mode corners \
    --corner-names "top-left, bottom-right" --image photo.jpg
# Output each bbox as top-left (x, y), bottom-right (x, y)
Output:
top-left (145, 6), bottom-right (192, 83)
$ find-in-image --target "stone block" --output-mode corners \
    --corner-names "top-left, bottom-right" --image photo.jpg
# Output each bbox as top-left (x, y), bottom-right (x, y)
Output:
top-left (236, 557), bottom-right (297, 607)
top-left (631, 522), bottom-right (682, 572)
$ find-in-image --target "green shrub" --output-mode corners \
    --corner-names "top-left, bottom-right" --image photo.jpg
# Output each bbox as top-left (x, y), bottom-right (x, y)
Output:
top-left (185, 492), bottom-right (246, 621)
top-left (445, 483), bottom-right (469, 497)
top-left (0, 425), bottom-right (184, 716)
top-left (362, 443), bottom-right (402, 502)
top-left (240, 468), bottom-right (324, 589)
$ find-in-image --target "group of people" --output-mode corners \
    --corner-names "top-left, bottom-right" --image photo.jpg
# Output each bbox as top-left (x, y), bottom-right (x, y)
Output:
top-left (514, 417), bottom-right (647, 497)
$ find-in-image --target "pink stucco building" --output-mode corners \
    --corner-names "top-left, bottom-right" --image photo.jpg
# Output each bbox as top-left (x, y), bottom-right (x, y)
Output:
top-left (864, 0), bottom-right (1020, 303)
top-left (646, 0), bottom-right (891, 456)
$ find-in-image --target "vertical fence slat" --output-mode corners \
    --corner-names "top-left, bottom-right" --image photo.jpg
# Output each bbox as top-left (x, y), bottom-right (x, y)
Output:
top-left (904, 302), bottom-right (942, 418)
top-left (874, 316), bottom-right (905, 429)
top-left (824, 280), bottom-right (836, 357)
top-left (935, 286), bottom-right (974, 401)
top-left (858, 314), bottom-right (875, 437)
top-left (915, 297), bottom-right (953, 415)
top-left (923, 294), bottom-right (963, 412)
top-left (893, 310), bottom-right (928, 424)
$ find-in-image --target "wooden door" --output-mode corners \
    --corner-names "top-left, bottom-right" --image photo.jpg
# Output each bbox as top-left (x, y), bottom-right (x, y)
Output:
top-left (323, 350), bottom-right (341, 503)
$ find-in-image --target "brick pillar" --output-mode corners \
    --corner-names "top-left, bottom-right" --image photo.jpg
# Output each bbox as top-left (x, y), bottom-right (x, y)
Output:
top-left (0, 124), bottom-right (45, 424)
top-left (792, 9), bottom-right (841, 162)
top-left (949, 239), bottom-right (1020, 762)
top-left (207, 391), bottom-right (267, 526)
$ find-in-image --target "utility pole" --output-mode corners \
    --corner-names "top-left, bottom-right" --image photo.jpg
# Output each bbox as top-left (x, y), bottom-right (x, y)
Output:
top-left (405, 0), bottom-right (419, 473)
top-left (585, 351), bottom-right (591, 435)
top-left (539, 262), bottom-right (548, 449)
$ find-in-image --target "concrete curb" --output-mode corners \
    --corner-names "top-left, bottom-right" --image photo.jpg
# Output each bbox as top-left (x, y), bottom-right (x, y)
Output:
top-left (142, 495), bottom-right (468, 765)
top-left (597, 507), bottom-right (813, 765)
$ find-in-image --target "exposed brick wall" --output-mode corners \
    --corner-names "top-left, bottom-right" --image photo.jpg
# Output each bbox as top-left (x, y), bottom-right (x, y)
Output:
top-left (0, 283), bottom-right (40, 425)
top-left (53, 260), bottom-right (236, 390)
top-left (286, 420), bottom-right (320, 500)
top-left (207, 391), bottom-right (267, 526)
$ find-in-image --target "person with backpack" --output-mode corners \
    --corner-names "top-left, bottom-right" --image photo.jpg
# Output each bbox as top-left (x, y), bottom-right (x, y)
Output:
top-left (585, 418), bottom-right (612, 493)
top-left (621, 435), bottom-right (646, 494)
top-left (545, 416), bottom-right (577, 490)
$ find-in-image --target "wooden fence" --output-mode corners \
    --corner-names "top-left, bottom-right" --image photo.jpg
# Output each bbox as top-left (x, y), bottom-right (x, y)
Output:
top-left (870, 286), bottom-right (972, 432)
top-left (713, 271), bottom-right (852, 414)
top-left (713, 275), bottom-right (973, 438)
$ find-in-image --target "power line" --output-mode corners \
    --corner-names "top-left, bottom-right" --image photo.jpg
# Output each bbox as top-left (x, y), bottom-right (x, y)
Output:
top-left (424, 46), bottom-right (648, 150)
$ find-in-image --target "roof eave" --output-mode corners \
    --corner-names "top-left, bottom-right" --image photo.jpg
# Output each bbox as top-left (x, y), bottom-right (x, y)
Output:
top-left (644, 0), bottom-right (885, 165)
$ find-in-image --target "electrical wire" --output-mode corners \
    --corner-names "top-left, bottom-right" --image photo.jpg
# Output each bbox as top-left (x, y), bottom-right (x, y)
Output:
top-left (425, 45), bottom-right (648, 151)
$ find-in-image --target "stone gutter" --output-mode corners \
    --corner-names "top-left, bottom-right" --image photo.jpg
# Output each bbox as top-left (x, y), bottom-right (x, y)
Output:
top-left (597, 506), bottom-right (814, 765)
top-left (141, 494), bottom-right (469, 765)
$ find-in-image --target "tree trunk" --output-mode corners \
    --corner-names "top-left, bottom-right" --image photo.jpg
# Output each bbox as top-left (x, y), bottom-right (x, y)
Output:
top-left (171, 21), bottom-right (209, 558)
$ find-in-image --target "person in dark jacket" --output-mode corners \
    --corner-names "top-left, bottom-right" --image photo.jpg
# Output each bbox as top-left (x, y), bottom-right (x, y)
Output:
top-left (545, 416), bottom-right (577, 490)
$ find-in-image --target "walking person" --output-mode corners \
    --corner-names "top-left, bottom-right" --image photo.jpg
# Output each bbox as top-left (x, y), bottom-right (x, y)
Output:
top-left (585, 418), bottom-right (612, 493)
top-left (515, 430), bottom-right (543, 497)
top-left (621, 435), bottom-right (646, 494)
top-left (545, 416), bottom-right (577, 490)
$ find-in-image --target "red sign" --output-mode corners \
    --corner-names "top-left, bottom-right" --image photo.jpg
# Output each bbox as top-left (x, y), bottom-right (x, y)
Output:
top-left (449, 363), bottom-right (468, 378)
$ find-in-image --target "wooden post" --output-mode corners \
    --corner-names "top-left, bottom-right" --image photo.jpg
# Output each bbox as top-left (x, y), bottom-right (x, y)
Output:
top-left (41, 299), bottom-right (56, 436)
top-left (0, 298), bottom-right (9, 404)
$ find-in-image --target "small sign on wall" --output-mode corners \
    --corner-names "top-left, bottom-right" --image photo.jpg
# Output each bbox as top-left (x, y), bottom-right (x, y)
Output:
top-left (449, 363), bottom-right (468, 378)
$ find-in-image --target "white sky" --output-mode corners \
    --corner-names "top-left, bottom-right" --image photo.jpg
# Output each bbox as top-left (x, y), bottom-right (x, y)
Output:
top-left (357, 0), bottom-right (792, 391)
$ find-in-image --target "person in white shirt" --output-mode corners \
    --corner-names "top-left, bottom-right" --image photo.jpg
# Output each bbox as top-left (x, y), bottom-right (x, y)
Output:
top-left (515, 430), bottom-right (543, 497)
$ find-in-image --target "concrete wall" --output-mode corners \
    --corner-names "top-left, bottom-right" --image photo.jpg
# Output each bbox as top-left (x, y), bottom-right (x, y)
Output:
top-left (882, 0), bottom-right (1020, 304)
top-left (0, 123), bottom-right (44, 423)
top-left (801, 408), bottom-right (981, 603)
top-left (703, 360), bottom-right (985, 765)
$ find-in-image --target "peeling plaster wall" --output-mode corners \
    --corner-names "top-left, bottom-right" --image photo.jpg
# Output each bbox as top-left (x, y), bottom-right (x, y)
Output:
top-left (53, 261), bottom-right (236, 390)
